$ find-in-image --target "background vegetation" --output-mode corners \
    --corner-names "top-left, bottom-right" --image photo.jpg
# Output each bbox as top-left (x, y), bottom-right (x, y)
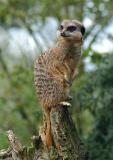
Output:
top-left (0, 0), bottom-right (113, 159)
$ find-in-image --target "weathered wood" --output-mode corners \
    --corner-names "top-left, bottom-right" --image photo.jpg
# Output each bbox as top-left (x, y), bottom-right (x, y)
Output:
top-left (0, 130), bottom-right (43, 160)
top-left (0, 105), bottom-right (88, 160)
top-left (50, 105), bottom-right (88, 160)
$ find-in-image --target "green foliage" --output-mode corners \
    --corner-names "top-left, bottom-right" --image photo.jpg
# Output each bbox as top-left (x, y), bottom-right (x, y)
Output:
top-left (72, 54), bottom-right (113, 160)
top-left (0, 0), bottom-right (113, 159)
top-left (0, 55), bottom-right (42, 148)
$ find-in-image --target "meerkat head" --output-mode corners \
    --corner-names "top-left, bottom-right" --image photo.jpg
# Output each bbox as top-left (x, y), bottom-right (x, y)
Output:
top-left (57, 19), bottom-right (85, 42)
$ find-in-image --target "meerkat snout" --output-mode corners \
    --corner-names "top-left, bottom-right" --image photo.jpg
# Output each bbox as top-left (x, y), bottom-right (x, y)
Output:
top-left (60, 32), bottom-right (66, 37)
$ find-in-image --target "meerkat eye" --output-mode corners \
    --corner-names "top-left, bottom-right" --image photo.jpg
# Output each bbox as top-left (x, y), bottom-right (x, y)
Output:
top-left (67, 26), bottom-right (76, 32)
top-left (59, 25), bottom-right (63, 30)
top-left (81, 25), bottom-right (85, 35)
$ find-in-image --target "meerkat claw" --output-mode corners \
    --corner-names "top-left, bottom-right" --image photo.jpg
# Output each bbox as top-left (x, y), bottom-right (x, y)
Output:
top-left (59, 101), bottom-right (71, 107)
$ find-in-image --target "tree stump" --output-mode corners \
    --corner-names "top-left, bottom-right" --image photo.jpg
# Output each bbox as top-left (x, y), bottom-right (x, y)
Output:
top-left (0, 105), bottom-right (88, 160)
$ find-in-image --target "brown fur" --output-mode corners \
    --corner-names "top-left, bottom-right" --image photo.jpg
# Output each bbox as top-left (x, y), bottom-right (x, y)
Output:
top-left (34, 19), bottom-right (85, 148)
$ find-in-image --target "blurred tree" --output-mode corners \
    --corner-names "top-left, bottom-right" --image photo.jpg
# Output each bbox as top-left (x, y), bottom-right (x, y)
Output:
top-left (0, 48), bottom-right (42, 148)
top-left (0, 0), bottom-right (113, 55)
top-left (72, 53), bottom-right (113, 160)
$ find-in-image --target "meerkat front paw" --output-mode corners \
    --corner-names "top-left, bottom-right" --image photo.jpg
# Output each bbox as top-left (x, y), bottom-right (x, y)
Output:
top-left (65, 95), bottom-right (73, 101)
top-left (59, 101), bottom-right (71, 107)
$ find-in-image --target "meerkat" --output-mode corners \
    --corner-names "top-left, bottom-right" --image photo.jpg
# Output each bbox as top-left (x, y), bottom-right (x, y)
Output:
top-left (34, 19), bottom-right (85, 148)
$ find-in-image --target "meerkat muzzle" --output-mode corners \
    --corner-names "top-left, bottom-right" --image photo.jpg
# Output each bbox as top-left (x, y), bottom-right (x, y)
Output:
top-left (60, 32), bottom-right (68, 37)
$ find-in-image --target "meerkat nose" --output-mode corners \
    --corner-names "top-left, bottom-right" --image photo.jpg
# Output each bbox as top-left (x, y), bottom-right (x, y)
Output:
top-left (60, 32), bottom-right (65, 36)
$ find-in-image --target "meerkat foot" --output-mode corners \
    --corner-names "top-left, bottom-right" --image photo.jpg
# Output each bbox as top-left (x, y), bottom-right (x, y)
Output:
top-left (59, 101), bottom-right (71, 107)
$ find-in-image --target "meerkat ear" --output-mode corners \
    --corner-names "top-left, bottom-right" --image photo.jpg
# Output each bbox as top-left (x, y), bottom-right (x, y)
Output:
top-left (81, 25), bottom-right (85, 35)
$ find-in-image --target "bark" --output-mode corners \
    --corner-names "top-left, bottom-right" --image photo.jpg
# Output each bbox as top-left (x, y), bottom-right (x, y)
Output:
top-left (0, 105), bottom-right (88, 160)
top-left (50, 106), bottom-right (88, 160)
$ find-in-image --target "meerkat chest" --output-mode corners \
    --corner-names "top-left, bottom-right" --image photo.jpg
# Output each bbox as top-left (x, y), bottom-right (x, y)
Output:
top-left (65, 51), bottom-right (81, 70)
top-left (65, 57), bottom-right (74, 69)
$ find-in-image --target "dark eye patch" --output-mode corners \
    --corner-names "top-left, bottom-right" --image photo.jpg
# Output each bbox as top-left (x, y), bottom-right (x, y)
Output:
top-left (67, 26), bottom-right (76, 32)
top-left (81, 26), bottom-right (85, 35)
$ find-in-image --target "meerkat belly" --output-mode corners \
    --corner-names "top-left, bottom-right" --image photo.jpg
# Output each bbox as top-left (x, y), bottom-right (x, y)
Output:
top-left (65, 56), bottom-right (79, 72)
top-left (64, 52), bottom-right (81, 82)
